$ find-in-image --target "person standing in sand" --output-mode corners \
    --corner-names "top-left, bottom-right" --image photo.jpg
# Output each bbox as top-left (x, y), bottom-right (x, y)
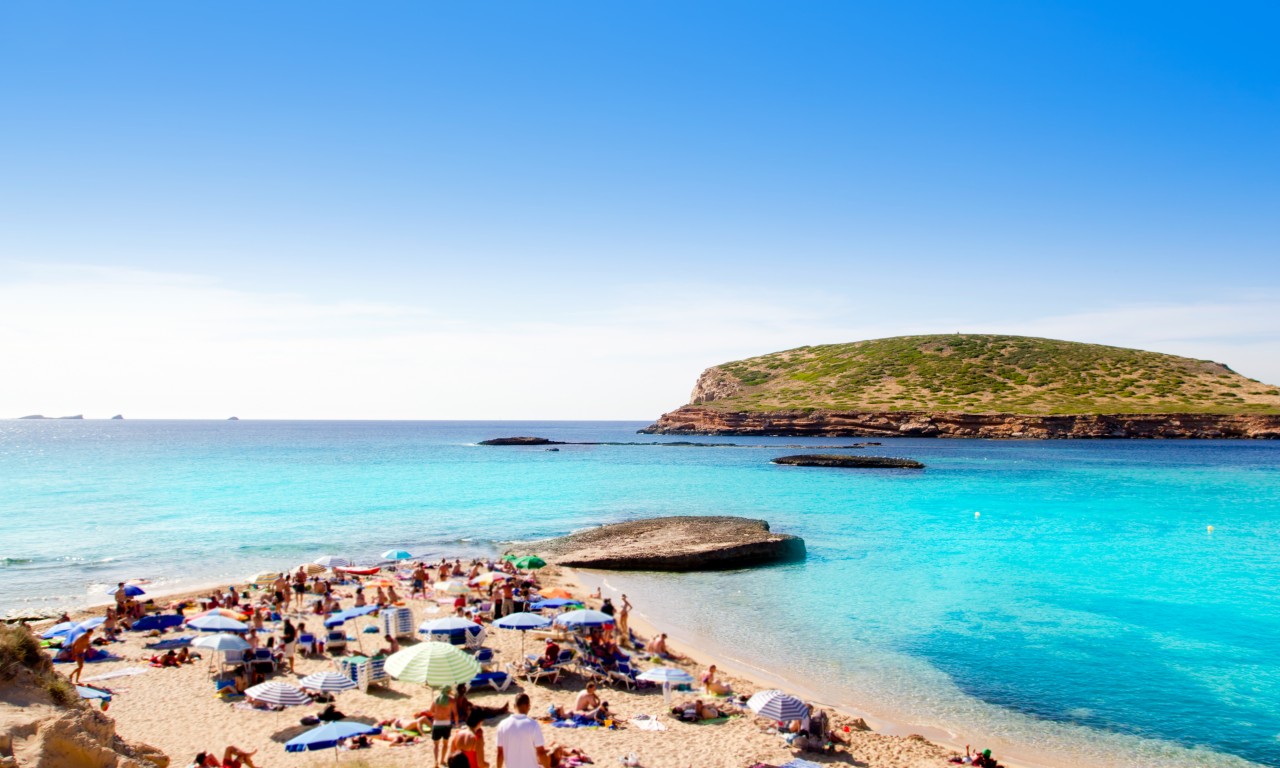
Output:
top-left (292, 567), bottom-right (307, 611)
top-left (496, 692), bottom-right (548, 768)
top-left (113, 583), bottom-right (128, 614)
top-left (616, 594), bottom-right (632, 645)
top-left (430, 685), bottom-right (459, 768)
top-left (67, 627), bottom-right (93, 684)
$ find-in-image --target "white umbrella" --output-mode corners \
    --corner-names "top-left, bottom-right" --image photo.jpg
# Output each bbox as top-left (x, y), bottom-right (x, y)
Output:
top-left (314, 556), bottom-right (352, 569)
top-left (299, 671), bottom-right (357, 694)
top-left (192, 633), bottom-right (251, 653)
top-left (245, 681), bottom-right (312, 708)
top-left (637, 666), bottom-right (695, 704)
top-left (435, 580), bottom-right (470, 596)
top-left (747, 689), bottom-right (809, 721)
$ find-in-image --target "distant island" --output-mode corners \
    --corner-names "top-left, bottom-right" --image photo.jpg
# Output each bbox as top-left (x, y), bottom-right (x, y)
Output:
top-left (16, 414), bottom-right (83, 420)
top-left (643, 335), bottom-right (1280, 439)
top-left (773, 454), bottom-right (924, 469)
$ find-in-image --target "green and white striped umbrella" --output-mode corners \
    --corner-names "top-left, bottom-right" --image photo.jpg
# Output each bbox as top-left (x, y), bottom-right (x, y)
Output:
top-left (384, 642), bottom-right (480, 688)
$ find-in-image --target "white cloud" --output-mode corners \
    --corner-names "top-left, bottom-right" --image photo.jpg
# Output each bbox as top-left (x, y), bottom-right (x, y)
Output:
top-left (2, 264), bottom-right (1276, 419)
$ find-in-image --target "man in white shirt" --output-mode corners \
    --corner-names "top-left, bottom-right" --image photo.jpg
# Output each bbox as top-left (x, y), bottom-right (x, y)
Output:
top-left (496, 692), bottom-right (549, 768)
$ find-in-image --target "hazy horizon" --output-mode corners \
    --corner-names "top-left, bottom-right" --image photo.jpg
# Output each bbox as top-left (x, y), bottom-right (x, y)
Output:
top-left (3, 2), bottom-right (1277, 419)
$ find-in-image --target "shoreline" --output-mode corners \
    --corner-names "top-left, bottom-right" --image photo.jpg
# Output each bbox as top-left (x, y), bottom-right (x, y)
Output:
top-left (35, 557), bottom-right (1263, 768)
top-left (564, 568), bottom-right (1056, 768)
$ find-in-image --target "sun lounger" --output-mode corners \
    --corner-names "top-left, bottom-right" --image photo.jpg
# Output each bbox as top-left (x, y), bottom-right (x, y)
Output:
top-left (469, 670), bottom-right (512, 692)
top-left (609, 661), bottom-right (639, 689)
top-left (325, 630), bottom-right (347, 654)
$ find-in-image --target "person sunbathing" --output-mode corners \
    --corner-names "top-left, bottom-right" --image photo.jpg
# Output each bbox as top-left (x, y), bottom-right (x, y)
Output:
top-left (701, 664), bottom-right (732, 695)
top-left (190, 746), bottom-right (257, 768)
top-left (671, 699), bottom-right (721, 722)
top-left (645, 633), bottom-right (680, 659)
top-left (548, 742), bottom-right (593, 768)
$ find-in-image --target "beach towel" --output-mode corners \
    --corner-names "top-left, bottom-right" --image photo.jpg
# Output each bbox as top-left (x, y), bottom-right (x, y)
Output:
top-left (630, 715), bottom-right (667, 732)
top-left (145, 635), bottom-right (195, 650)
top-left (780, 760), bottom-right (826, 768)
top-left (53, 652), bottom-right (120, 664)
top-left (84, 667), bottom-right (149, 682)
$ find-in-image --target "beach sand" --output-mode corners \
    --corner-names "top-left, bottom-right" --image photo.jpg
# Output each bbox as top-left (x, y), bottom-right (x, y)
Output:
top-left (49, 565), bottom-right (988, 768)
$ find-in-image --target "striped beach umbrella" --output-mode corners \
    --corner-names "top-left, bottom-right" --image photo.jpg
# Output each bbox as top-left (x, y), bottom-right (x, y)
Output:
top-left (747, 689), bottom-right (809, 721)
top-left (299, 671), bottom-right (357, 694)
top-left (245, 682), bottom-right (312, 708)
top-left (435, 580), bottom-right (470, 596)
top-left (298, 563), bottom-right (326, 576)
top-left (384, 642), bottom-right (480, 688)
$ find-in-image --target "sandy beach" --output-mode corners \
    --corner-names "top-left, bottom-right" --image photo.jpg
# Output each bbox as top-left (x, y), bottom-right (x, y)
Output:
top-left (16, 559), bottom-right (1016, 768)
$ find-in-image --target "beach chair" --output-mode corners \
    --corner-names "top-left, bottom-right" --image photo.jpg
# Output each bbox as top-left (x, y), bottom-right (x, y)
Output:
top-left (298, 633), bottom-right (317, 656)
top-left (472, 647), bottom-right (495, 668)
top-left (609, 661), bottom-right (638, 689)
top-left (223, 649), bottom-right (245, 666)
top-left (325, 630), bottom-right (347, 654)
top-left (470, 670), bottom-right (512, 692)
top-left (512, 659), bottom-right (561, 686)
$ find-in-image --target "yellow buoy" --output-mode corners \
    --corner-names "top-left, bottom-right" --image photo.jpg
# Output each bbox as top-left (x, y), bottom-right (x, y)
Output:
top-left (974, 511), bottom-right (981, 519)
top-left (1207, 525), bottom-right (1214, 534)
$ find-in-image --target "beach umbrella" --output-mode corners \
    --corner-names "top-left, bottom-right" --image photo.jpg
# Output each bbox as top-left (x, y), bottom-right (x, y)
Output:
top-left (362, 577), bottom-right (396, 588)
top-left (553, 609), bottom-right (614, 630)
top-left (435, 580), bottom-right (470, 596)
top-left (418, 617), bottom-right (483, 644)
top-left (245, 681), bottom-right (312, 708)
top-left (384, 642), bottom-right (480, 688)
top-left (78, 616), bottom-right (106, 629)
top-left (501, 554), bottom-right (517, 562)
top-left (494, 611), bottom-right (551, 656)
top-left (299, 563), bottom-right (326, 576)
top-left (188, 608), bottom-right (247, 622)
top-left (314, 556), bottom-right (351, 569)
top-left (469, 571), bottom-right (507, 587)
top-left (122, 584), bottom-right (146, 597)
top-left (538, 587), bottom-right (573, 600)
top-left (637, 666), bottom-right (695, 704)
top-left (285, 720), bottom-right (381, 753)
top-left (747, 689), bottom-right (809, 722)
top-left (381, 549), bottom-right (412, 561)
top-left (513, 556), bottom-right (546, 570)
top-left (192, 633), bottom-right (251, 653)
top-left (299, 671), bottom-right (357, 694)
top-left (532, 598), bottom-right (582, 611)
top-left (41, 621), bottom-right (80, 639)
top-left (188, 615), bottom-right (249, 633)
top-left (250, 571), bottom-right (280, 584)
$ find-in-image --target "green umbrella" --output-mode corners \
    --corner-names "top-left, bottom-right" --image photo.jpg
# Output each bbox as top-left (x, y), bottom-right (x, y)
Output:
top-left (501, 554), bottom-right (517, 562)
top-left (384, 642), bottom-right (480, 689)
top-left (513, 555), bottom-right (546, 570)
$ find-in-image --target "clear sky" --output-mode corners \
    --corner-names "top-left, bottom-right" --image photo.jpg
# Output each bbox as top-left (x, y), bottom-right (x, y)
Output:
top-left (2, 2), bottom-right (1277, 419)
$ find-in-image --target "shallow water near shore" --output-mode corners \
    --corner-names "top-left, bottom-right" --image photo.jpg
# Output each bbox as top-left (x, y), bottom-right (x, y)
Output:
top-left (2, 419), bottom-right (1278, 767)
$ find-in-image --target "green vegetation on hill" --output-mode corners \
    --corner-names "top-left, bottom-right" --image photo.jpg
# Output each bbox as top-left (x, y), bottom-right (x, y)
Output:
top-left (695, 335), bottom-right (1280, 415)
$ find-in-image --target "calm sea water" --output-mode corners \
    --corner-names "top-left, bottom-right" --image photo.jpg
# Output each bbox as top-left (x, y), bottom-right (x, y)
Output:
top-left (2, 420), bottom-right (1277, 767)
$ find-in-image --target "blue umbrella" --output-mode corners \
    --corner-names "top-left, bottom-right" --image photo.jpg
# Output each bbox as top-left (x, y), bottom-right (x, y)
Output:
top-left (41, 621), bottom-right (79, 639)
top-left (531, 598), bottom-right (582, 611)
top-left (494, 612), bottom-right (552, 631)
top-left (495, 611), bottom-right (551, 655)
top-left (381, 549), bottom-right (412, 561)
top-left (285, 720), bottom-right (382, 753)
top-left (78, 616), bottom-right (106, 629)
top-left (187, 615), bottom-right (249, 633)
top-left (553, 609), bottom-right (614, 630)
top-left (123, 584), bottom-right (146, 597)
top-left (323, 604), bottom-right (379, 628)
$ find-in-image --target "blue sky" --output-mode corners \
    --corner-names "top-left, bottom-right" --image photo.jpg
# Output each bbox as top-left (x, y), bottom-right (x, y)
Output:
top-left (2, 2), bottom-right (1278, 418)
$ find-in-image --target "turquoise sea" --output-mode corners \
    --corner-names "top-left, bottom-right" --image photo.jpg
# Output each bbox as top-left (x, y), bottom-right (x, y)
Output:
top-left (2, 420), bottom-right (1278, 767)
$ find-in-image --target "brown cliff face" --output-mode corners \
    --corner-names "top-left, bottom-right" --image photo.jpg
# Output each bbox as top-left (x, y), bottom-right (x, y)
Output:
top-left (640, 407), bottom-right (1280, 439)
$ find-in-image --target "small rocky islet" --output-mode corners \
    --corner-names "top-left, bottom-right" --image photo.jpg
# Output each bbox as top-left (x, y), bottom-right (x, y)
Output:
top-left (536, 515), bottom-right (806, 571)
top-left (772, 454), bottom-right (925, 469)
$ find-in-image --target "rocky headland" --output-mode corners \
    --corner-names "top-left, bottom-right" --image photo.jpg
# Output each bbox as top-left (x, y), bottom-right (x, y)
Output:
top-left (773, 454), bottom-right (924, 469)
top-left (642, 335), bottom-right (1280, 439)
top-left (642, 407), bottom-right (1280, 439)
top-left (536, 516), bottom-right (805, 571)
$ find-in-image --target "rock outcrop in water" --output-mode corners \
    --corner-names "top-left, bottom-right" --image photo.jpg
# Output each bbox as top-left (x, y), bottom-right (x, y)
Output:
top-left (479, 436), bottom-right (565, 445)
top-left (537, 516), bottom-right (805, 571)
top-left (773, 454), bottom-right (924, 469)
top-left (644, 407), bottom-right (1280, 439)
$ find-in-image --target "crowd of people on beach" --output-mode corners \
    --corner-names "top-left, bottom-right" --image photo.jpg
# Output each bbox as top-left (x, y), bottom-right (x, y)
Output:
top-left (28, 555), bottom-right (1002, 768)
